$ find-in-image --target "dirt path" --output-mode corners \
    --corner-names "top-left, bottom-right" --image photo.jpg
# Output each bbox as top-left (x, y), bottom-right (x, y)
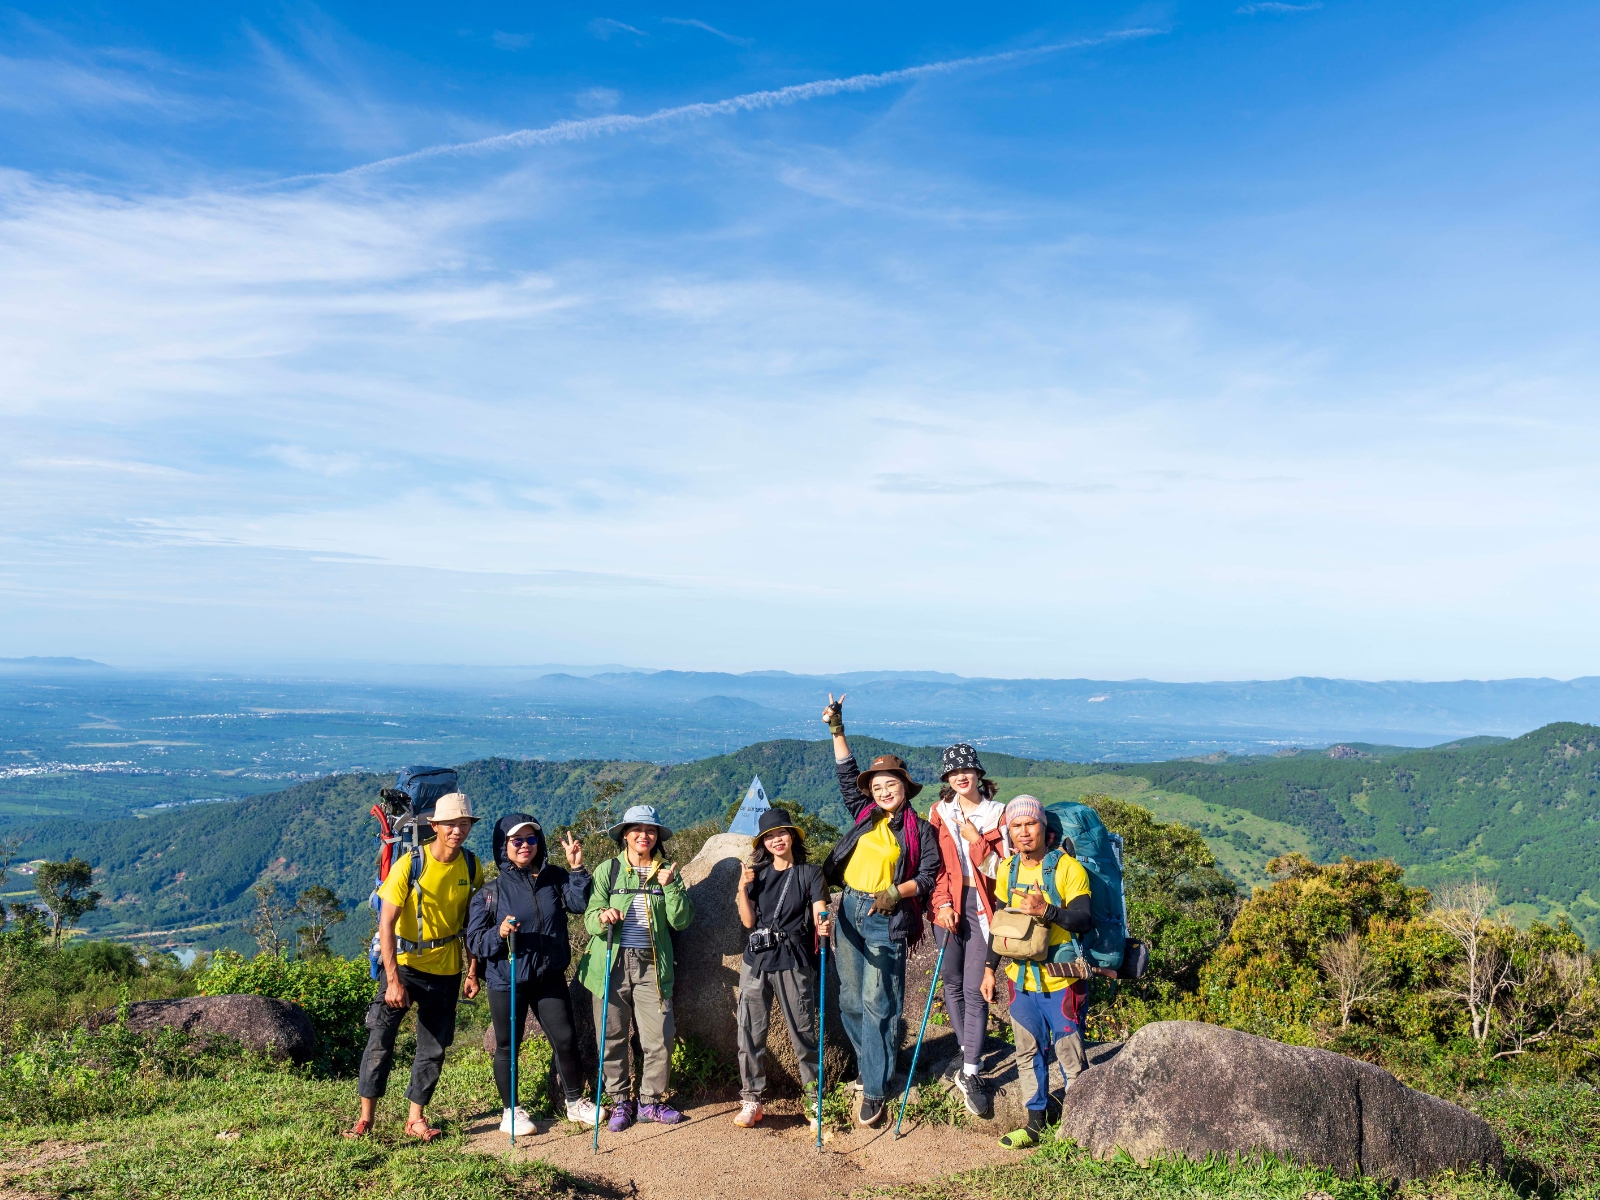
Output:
top-left (463, 1096), bottom-right (1016, 1199)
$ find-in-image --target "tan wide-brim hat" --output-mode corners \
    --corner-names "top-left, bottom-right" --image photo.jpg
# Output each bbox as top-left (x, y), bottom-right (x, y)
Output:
top-left (431, 792), bottom-right (478, 823)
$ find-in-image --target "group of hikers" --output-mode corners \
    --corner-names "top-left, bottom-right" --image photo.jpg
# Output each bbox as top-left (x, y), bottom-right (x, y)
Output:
top-left (345, 695), bottom-right (1103, 1151)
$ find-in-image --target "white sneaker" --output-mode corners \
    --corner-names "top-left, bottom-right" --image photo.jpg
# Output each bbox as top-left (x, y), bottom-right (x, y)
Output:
top-left (732, 1100), bottom-right (762, 1128)
top-left (499, 1106), bottom-right (537, 1135)
top-left (565, 1097), bottom-right (606, 1127)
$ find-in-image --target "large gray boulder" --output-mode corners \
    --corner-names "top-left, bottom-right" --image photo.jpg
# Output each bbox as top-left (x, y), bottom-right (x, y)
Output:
top-left (91, 995), bottom-right (316, 1064)
top-left (1059, 1020), bottom-right (1503, 1181)
top-left (672, 833), bottom-right (855, 1093)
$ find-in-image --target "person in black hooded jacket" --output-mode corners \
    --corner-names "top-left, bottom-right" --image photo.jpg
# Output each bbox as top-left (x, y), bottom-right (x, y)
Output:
top-left (465, 813), bottom-right (598, 1131)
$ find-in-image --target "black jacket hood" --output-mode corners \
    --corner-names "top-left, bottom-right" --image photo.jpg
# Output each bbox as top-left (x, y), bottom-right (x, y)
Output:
top-left (493, 812), bottom-right (546, 871)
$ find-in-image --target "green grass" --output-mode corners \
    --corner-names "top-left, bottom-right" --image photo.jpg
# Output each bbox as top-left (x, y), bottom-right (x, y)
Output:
top-left (0, 1047), bottom-right (583, 1200)
top-left (1469, 1083), bottom-right (1600, 1199)
top-left (870, 1135), bottom-right (1513, 1200)
top-left (986, 775), bottom-right (1314, 887)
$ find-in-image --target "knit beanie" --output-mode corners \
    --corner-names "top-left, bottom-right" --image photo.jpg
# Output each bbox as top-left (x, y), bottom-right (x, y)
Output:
top-left (1003, 795), bottom-right (1045, 827)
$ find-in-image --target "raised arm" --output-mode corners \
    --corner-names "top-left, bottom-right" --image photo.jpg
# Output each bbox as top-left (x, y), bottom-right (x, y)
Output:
top-left (824, 693), bottom-right (872, 820)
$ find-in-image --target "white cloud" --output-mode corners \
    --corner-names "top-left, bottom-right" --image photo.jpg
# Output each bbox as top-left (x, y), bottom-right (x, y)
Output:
top-left (661, 17), bottom-right (752, 46)
top-left (588, 18), bottom-right (648, 40)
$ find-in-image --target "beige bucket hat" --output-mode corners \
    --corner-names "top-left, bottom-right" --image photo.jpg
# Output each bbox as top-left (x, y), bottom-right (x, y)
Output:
top-left (430, 792), bottom-right (478, 823)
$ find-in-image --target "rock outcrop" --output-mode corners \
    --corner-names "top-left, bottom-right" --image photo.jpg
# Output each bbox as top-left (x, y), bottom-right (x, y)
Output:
top-left (90, 995), bottom-right (316, 1064)
top-left (1058, 1020), bottom-right (1503, 1181)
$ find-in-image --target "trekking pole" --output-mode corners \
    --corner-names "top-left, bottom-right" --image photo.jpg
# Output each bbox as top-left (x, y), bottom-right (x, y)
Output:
top-left (593, 922), bottom-right (617, 1155)
top-left (508, 922), bottom-right (518, 1150)
top-left (815, 909), bottom-right (828, 1151)
top-left (894, 939), bottom-right (947, 1139)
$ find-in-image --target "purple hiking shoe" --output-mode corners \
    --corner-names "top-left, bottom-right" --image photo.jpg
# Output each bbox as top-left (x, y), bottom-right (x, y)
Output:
top-left (607, 1100), bottom-right (636, 1132)
top-left (636, 1101), bottom-right (686, 1125)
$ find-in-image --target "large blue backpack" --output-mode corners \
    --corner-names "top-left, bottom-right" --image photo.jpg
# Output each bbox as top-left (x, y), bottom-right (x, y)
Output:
top-left (1042, 801), bottom-right (1129, 973)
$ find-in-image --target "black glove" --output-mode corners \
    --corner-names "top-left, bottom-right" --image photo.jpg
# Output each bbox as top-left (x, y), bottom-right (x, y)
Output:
top-left (872, 887), bottom-right (900, 915)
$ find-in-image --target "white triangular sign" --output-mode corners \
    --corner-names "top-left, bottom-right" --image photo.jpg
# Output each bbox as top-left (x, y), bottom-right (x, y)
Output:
top-left (727, 774), bottom-right (770, 835)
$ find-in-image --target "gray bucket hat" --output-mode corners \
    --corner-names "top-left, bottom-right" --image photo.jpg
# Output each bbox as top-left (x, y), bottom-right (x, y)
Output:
top-left (608, 804), bottom-right (673, 843)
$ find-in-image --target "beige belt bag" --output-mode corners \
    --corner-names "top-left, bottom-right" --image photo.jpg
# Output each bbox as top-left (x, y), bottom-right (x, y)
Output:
top-left (989, 907), bottom-right (1049, 961)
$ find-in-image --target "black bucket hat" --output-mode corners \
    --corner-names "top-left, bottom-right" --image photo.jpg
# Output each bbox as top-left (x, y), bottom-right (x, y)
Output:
top-left (755, 807), bottom-right (805, 840)
top-left (941, 743), bottom-right (986, 781)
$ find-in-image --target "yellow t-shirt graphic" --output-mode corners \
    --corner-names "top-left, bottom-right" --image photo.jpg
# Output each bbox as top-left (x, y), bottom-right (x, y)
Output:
top-left (994, 852), bottom-right (1091, 993)
top-left (843, 814), bottom-right (901, 894)
top-left (378, 847), bottom-right (483, 976)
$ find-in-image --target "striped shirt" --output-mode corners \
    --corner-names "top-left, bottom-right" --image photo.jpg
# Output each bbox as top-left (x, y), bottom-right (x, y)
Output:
top-left (618, 883), bottom-right (652, 949)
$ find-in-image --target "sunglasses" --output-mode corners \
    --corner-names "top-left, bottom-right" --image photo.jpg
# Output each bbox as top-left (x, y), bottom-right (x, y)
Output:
top-left (507, 836), bottom-right (539, 847)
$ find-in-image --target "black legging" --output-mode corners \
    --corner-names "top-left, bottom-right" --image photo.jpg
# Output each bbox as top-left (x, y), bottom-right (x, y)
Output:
top-left (488, 972), bottom-right (585, 1106)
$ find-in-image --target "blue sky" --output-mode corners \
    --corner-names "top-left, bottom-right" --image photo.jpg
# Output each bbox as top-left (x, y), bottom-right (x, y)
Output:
top-left (2, 1), bottom-right (1597, 679)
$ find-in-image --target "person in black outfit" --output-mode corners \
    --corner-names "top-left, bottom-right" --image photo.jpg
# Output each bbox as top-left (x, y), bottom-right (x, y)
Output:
top-left (732, 807), bottom-right (833, 1129)
top-left (464, 813), bottom-right (599, 1131)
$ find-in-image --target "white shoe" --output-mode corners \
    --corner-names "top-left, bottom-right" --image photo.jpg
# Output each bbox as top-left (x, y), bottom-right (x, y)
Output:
top-left (565, 1097), bottom-right (606, 1126)
top-left (732, 1100), bottom-right (763, 1128)
top-left (499, 1106), bottom-right (537, 1135)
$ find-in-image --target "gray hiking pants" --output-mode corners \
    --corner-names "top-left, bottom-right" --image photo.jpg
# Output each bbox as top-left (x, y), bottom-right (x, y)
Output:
top-left (736, 958), bottom-right (819, 1102)
top-left (593, 947), bottom-right (675, 1104)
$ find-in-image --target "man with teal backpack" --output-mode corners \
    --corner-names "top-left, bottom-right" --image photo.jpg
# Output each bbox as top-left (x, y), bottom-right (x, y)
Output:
top-left (979, 795), bottom-right (1094, 1149)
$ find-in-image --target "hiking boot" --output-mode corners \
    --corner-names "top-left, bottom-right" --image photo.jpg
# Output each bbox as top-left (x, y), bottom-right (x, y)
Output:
top-left (732, 1101), bottom-right (762, 1128)
top-left (856, 1097), bottom-right (886, 1127)
top-left (565, 1097), bottom-right (606, 1127)
top-left (607, 1099), bottom-right (636, 1132)
top-left (498, 1106), bottom-right (537, 1135)
top-left (637, 1101), bottom-right (686, 1125)
top-left (953, 1071), bottom-right (993, 1120)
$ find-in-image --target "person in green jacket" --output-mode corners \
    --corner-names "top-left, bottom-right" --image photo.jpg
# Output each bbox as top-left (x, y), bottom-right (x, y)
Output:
top-left (577, 804), bottom-right (695, 1130)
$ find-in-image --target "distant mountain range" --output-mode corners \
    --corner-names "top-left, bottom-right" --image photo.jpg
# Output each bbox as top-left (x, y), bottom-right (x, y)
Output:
top-left (505, 670), bottom-right (1600, 755)
top-left (10, 722), bottom-right (1597, 954)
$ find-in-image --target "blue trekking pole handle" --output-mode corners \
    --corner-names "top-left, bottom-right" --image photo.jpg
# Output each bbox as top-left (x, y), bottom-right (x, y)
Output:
top-left (593, 922), bottom-right (616, 1155)
top-left (816, 909), bottom-right (828, 1151)
top-left (508, 924), bottom-right (518, 1149)
top-left (895, 939), bottom-right (947, 1139)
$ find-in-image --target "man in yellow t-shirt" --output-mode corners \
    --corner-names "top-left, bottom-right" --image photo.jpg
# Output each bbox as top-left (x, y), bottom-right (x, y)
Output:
top-left (349, 792), bottom-right (485, 1142)
top-left (979, 795), bottom-right (1094, 1149)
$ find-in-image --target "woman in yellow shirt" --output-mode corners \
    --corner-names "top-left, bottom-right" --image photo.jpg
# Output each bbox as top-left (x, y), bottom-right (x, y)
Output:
top-left (818, 695), bottom-right (940, 1128)
top-left (980, 795), bottom-right (1094, 1149)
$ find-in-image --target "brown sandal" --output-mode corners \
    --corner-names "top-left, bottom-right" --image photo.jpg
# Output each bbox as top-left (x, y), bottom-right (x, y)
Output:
top-left (343, 1118), bottom-right (373, 1139)
top-left (405, 1117), bottom-right (443, 1142)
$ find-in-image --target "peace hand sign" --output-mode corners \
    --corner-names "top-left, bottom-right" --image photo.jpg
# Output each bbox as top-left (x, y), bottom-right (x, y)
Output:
top-left (822, 692), bottom-right (847, 727)
top-left (561, 831), bottom-right (584, 870)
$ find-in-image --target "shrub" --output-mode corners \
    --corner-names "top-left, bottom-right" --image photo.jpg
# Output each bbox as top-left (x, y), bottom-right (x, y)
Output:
top-left (200, 951), bottom-right (373, 1075)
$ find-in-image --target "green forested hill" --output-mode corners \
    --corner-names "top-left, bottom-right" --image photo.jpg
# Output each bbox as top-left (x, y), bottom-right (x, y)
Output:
top-left (6, 737), bottom-right (1087, 954)
top-left (1125, 722), bottom-right (1600, 936)
top-left (8, 724), bottom-right (1597, 951)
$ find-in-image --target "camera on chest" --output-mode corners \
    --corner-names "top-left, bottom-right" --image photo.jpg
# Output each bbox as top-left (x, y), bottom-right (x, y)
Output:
top-left (746, 925), bottom-right (786, 955)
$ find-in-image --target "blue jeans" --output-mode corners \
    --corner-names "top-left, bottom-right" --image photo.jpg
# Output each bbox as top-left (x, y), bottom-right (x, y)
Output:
top-left (834, 886), bottom-right (906, 1102)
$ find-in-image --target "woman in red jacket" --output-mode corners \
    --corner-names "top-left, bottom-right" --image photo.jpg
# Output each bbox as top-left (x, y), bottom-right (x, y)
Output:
top-left (928, 743), bottom-right (1007, 1118)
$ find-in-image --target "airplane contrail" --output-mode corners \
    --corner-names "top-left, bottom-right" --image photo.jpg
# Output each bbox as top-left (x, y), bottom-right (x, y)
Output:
top-left (284, 28), bottom-right (1161, 184)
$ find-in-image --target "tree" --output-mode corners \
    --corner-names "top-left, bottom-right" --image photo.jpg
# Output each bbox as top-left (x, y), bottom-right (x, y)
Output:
top-left (1320, 930), bottom-right (1386, 1026)
top-left (243, 882), bottom-right (292, 957)
top-left (34, 858), bottom-right (101, 949)
top-left (293, 885), bottom-right (347, 957)
top-left (1429, 879), bottom-right (1515, 1043)
top-left (0, 834), bottom-right (26, 929)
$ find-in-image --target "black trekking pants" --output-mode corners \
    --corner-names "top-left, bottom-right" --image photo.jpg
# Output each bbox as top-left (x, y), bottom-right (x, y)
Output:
top-left (358, 965), bottom-right (459, 1106)
top-left (488, 972), bottom-right (585, 1107)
